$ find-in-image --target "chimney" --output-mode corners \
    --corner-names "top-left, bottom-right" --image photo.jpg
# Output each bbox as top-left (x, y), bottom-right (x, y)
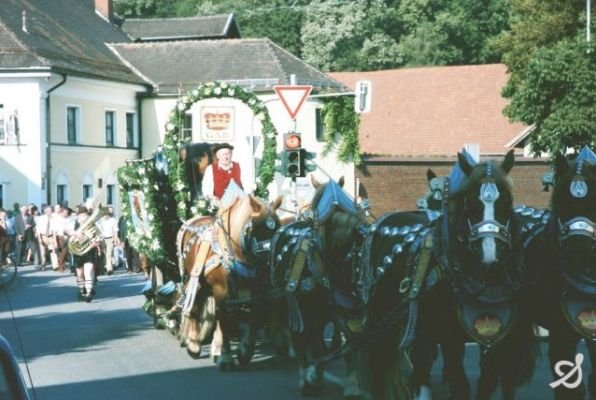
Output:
top-left (94, 0), bottom-right (113, 22)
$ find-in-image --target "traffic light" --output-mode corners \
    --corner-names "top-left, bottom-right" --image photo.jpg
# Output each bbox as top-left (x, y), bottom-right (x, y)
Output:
top-left (282, 132), bottom-right (302, 177)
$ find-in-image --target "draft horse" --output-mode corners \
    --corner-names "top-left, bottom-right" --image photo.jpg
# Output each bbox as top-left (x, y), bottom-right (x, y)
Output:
top-left (523, 146), bottom-right (596, 400)
top-left (173, 193), bottom-right (282, 369)
top-left (270, 176), bottom-right (373, 397)
top-left (390, 151), bottom-right (534, 399)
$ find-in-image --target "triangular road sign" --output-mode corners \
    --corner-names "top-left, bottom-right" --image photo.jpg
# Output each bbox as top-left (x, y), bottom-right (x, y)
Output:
top-left (274, 85), bottom-right (313, 120)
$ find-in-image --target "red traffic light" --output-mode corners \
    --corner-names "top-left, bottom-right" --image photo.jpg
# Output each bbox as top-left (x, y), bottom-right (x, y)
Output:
top-left (283, 132), bottom-right (302, 150)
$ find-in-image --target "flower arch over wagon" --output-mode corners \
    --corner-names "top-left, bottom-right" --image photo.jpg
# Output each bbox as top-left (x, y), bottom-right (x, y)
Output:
top-left (117, 81), bottom-right (278, 262)
top-left (162, 81), bottom-right (278, 221)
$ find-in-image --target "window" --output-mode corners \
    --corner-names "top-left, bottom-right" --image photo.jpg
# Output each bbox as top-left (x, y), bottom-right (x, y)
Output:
top-left (315, 108), bottom-right (325, 142)
top-left (0, 105), bottom-right (4, 143)
top-left (82, 184), bottom-right (93, 202)
top-left (126, 112), bottom-right (136, 148)
top-left (106, 184), bottom-right (115, 206)
top-left (56, 184), bottom-right (67, 206)
top-left (182, 113), bottom-right (192, 139)
top-left (67, 106), bottom-right (80, 144)
top-left (105, 111), bottom-right (115, 146)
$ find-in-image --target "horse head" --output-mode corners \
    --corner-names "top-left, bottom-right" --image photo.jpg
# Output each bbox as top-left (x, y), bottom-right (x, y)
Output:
top-left (551, 147), bottom-right (596, 283)
top-left (311, 176), bottom-right (366, 269)
top-left (220, 194), bottom-right (281, 264)
top-left (450, 149), bottom-right (517, 286)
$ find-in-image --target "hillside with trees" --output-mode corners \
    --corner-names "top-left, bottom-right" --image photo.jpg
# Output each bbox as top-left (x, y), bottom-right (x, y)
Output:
top-left (113, 0), bottom-right (595, 154)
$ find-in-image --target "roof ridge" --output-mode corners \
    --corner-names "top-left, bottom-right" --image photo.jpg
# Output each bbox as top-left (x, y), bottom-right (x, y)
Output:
top-left (0, 20), bottom-right (47, 65)
top-left (266, 39), bottom-right (349, 90)
top-left (106, 43), bottom-right (155, 88)
top-left (124, 14), bottom-right (232, 23)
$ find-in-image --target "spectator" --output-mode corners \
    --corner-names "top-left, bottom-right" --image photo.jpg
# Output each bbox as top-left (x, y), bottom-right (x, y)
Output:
top-left (14, 204), bottom-right (26, 266)
top-left (96, 206), bottom-right (118, 275)
top-left (118, 215), bottom-right (134, 273)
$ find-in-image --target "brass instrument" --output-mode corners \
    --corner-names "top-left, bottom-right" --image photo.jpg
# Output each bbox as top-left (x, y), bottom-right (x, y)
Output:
top-left (67, 205), bottom-right (104, 256)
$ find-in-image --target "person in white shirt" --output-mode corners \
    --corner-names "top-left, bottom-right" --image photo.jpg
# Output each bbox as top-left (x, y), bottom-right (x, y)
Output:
top-left (37, 205), bottom-right (57, 271)
top-left (96, 206), bottom-right (119, 275)
top-left (52, 204), bottom-right (68, 272)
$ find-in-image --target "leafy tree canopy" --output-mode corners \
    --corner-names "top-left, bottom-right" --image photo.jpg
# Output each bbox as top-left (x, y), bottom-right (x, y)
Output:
top-left (503, 36), bottom-right (595, 155)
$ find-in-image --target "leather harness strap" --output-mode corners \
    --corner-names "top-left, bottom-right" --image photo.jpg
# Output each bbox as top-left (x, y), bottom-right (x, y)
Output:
top-left (286, 238), bottom-right (309, 292)
top-left (410, 233), bottom-right (434, 299)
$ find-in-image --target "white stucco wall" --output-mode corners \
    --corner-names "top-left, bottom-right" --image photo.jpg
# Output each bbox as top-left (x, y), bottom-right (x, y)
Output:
top-left (0, 75), bottom-right (47, 207)
top-left (0, 73), bottom-right (145, 212)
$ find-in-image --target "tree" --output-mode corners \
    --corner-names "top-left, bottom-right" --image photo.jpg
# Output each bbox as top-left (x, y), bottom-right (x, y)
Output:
top-left (495, 0), bottom-right (594, 155)
top-left (492, 0), bottom-right (586, 90)
top-left (503, 37), bottom-right (595, 155)
top-left (395, 0), bottom-right (509, 66)
top-left (301, 0), bottom-right (402, 72)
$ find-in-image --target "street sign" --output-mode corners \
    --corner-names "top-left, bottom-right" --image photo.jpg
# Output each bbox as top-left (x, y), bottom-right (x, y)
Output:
top-left (274, 85), bottom-right (313, 120)
top-left (355, 80), bottom-right (372, 113)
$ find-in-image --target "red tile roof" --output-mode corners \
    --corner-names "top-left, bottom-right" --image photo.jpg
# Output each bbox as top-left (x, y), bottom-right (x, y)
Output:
top-left (329, 64), bottom-right (528, 157)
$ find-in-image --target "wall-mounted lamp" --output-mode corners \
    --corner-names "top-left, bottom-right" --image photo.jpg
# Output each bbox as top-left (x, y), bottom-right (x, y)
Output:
top-left (98, 178), bottom-right (103, 188)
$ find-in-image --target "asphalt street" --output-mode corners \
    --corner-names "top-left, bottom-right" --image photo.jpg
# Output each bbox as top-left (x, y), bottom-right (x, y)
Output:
top-left (0, 265), bottom-right (590, 399)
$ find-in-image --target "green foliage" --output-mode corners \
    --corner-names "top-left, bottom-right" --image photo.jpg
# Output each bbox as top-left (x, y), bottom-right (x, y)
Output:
top-left (396, 0), bottom-right (509, 66)
top-left (301, 0), bottom-right (402, 72)
top-left (504, 37), bottom-right (596, 155)
top-left (495, 0), bottom-right (594, 154)
top-left (116, 159), bottom-right (172, 263)
top-left (321, 97), bottom-right (361, 165)
top-left (493, 0), bottom-right (585, 90)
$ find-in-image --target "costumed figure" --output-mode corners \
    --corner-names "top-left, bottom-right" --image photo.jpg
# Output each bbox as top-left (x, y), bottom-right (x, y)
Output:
top-left (68, 206), bottom-right (102, 302)
top-left (201, 143), bottom-right (243, 203)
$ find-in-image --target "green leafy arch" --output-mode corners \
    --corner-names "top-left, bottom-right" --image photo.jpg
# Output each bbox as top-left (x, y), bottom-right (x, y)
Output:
top-left (161, 81), bottom-right (278, 220)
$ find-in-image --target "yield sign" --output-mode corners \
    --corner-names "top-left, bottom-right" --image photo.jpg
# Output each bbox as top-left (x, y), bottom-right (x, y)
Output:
top-left (274, 85), bottom-right (313, 120)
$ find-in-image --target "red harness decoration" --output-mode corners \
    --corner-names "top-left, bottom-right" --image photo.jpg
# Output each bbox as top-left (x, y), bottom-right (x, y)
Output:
top-left (213, 161), bottom-right (243, 199)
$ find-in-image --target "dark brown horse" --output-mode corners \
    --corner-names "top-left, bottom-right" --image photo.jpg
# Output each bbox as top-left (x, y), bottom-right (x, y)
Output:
top-left (523, 147), bottom-right (596, 400)
top-left (174, 193), bottom-right (282, 369)
top-left (408, 151), bottom-right (538, 400)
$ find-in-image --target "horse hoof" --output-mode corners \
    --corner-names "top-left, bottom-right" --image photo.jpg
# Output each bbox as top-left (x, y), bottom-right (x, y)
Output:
top-left (217, 359), bottom-right (235, 372)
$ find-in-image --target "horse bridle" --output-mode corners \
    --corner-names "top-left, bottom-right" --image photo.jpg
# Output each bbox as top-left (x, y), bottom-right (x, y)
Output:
top-left (461, 174), bottom-right (512, 252)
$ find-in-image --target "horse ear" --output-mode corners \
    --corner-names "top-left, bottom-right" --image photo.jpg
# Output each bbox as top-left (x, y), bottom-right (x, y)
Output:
top-left (501, 149), bottom-right (515, 174)
top-left (248, 195), bottom-right (263, 212)
top-left (458, 152), bottom-right (474, 176)
top-left (311, 174), bottom-right (321, 189)
top-left (554, 152), bottom-right (569, 176)
top-left (271, 196), bottom-right (283, 211)
top-left (338, 176), bottom-right (345, 188)
top-left (427, 169), bottom-right (437, 181)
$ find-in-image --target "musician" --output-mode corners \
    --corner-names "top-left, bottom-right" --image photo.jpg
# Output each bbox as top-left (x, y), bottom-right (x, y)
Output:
top-left (69, 206), bottom-right (99, 302)
top-left (201, 143), bottom-right (243, 202)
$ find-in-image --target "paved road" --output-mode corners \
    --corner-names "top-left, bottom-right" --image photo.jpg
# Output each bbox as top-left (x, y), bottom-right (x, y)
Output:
top-left (0, 266), bottom-right (590, 399)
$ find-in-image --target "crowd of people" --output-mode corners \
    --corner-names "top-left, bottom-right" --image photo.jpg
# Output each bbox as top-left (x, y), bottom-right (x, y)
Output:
top-left (0, 202), bottom-right (141, 302)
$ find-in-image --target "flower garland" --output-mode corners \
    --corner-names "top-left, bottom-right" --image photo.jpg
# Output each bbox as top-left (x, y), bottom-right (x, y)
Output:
top-left (161, 81), bottom-right (278, 220)
top-left (116, 159), bottom-right (168, 263)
